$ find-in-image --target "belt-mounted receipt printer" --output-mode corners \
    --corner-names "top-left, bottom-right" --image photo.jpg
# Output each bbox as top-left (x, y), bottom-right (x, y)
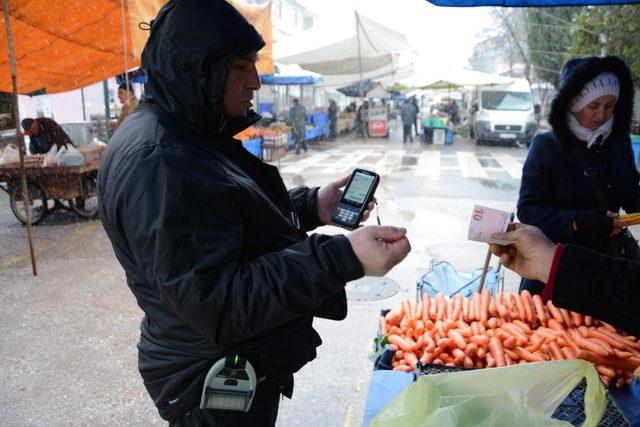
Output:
top-left (200, 355), bottom-right (257, 412)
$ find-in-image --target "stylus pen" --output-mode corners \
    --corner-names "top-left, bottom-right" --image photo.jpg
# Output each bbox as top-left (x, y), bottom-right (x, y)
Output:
top-left (376, 202), bottom-right (381, 225)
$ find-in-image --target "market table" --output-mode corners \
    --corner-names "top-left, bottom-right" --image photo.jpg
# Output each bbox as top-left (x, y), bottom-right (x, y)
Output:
top-left (361, 369), bottom-right (640, 426)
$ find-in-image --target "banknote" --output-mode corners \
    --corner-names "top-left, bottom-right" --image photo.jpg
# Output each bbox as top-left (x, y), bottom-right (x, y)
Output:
top-left (468, 205), bottom-right (514, 245)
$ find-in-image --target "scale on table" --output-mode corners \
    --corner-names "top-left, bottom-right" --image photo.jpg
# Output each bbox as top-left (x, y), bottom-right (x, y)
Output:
top-left (200, 355), bottom-right (257, 412)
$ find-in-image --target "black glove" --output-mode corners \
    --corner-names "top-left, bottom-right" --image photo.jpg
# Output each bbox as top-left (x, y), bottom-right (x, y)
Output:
top-left (573, 209), bottom-right (613, 241)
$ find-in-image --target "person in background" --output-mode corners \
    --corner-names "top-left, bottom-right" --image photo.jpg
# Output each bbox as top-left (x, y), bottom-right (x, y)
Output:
top-left (517, 56), bottom-right (640, 295)
top-left (411, 96), bottom-right (420, 137)
top-left (400, 99), bottom-right (417, 143)
top-left (490, 225), bottom-right (639, 336)
top-left (356, 100), bottom-right (370, 138)
top-left (112, 83), bottom-right (139, 132)
top-left (290, 98), bottom-right (308, 154)
top-left (21, 117), bottom-right (74, 155)
top-left (328, 99), bottom-right (338, 140)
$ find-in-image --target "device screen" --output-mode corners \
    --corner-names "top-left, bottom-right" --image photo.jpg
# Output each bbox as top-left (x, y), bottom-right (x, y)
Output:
top-left (344, 172), bottom-right (375, 204)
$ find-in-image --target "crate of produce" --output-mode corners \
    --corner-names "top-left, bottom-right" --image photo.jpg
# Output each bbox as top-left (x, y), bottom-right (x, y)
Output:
top-left (262, 145), bottom-right (286, 162)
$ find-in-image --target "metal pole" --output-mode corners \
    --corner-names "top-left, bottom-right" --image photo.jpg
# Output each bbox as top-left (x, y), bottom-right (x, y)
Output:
top-left (355, 11), bottom-right (366, 139)
top-left (3, 0), bottom-right (37, 276)
top-left (103, 80), bottom-right (111, 142)
top-left (80, 87), bottom-right (86, 121)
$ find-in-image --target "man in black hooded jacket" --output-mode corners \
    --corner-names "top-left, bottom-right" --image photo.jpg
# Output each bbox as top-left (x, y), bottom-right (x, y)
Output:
top-left (97, 1), bottom-right (410, 425)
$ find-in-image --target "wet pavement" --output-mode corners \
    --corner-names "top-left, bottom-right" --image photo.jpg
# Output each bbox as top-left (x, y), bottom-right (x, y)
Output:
top-left (0, 125), bottom-right (528, 426)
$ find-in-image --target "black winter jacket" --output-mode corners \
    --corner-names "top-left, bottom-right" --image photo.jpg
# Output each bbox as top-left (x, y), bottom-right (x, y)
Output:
top-left (518, 56), bottom-right (640, 252)
top-left (97, 0), bottom-right (363, 420)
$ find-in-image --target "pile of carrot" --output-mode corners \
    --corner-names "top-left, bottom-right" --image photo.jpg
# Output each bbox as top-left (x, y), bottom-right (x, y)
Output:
top-left (380, 290), bottom-right (640, 388)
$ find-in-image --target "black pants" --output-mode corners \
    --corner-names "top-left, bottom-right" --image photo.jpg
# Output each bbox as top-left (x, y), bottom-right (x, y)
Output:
top-left (329, 119), bottom-right (337, 138)
top-left (403, 124), bottom-right (413, 142)
top-left (169, 377), bottom-right (281, 427)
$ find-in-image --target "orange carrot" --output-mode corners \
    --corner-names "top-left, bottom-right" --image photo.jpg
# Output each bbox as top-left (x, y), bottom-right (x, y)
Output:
top-left (586, 329), bottom-right (628, 350)
top-left (489, 337), bottom-right (506, 367)
top-left (394, 365), bottom-right (412, 371)
top-left (532, 294), bottom-right (548, 325)
top-left (520, 290), bottom-right (536, 324)
top-left (558, 308), bottom-right (573, 327)
top-left (525, 336), bottom-right (547, 353)
top-left (415, 301), bottom-right (424, 321)
top-left (546, 300), bottom-right (564, 324)
top-left (576, 350), bottom-right (639, 372)
top-left (472, 292), bottom-right (482, 322)
top-left (512, 319), bottom-right (532, 333)
top-left (395, 350), bottom-right (405, 359)
top-left (480, 289), bottom-right (491, 324)
top-left (514, 346), bottom-right (545, 362)
top-left (463, 356), bottom-right (474, 368)
top-left (549, 341), bottom-right (564, 360)
top-left (452, 348), bottom-right (466, 363)
top-left (489, 299), bottom-right (498, 318)
top-left (569, 330), bottom-right (611, 357)
top-left (470, 335), bottom-right (490, 347)
top-left (547, 319), bottom-right (564, 331)
top-left (380, 316), bottom-right (388, 335)
top-left (514, 292), bottom-right (526, 321)
top-left (405, 351), bottom-right (419, 368)
top-left (562, 346), bottom-right (578, 360)
top-left (584, 315), bottom-right (594, 326)
top-left (453, 294), bottom-right (463, 321)
top-left (570, 311), bottom-right (583, 327)
top-left (486, 351), bottom-right (496, 367)
top-left (402, 299), bottom-right (412, 320)
top-left (448, 329), bottom-right (467, 349)
top-left (477, 345), bottom-right (487, 360)
top-left (487, 317), bottom-right (499, 329)
top-left (496, 292), bottom-right (510, 320)
top-left (388, 334), bottom-right (414, 353)
top-left (436, 294), bottom-right (446, 321)
top-left (503, 336), bottom-right (517, 350)
top-left (465, 342), bottom-right (478, 358)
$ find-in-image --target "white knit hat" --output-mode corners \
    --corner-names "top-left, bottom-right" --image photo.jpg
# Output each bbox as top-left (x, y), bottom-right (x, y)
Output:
top-left (570, 72), bottom-right (620, 113)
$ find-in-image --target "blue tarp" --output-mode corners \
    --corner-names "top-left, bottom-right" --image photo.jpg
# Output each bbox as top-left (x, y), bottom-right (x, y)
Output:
top-left (260, 63), bottom-right (323, 85)
top-left (427, 0), bottom-right (639, 6)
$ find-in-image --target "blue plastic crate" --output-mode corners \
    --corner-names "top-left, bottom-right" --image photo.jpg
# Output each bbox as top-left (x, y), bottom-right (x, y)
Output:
top-left (242, 138), bottom-right (262, 159)
top-left (631, 134), bottom-right (640, 167)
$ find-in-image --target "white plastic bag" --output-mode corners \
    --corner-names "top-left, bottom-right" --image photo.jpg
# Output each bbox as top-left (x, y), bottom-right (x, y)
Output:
top-left (57, 144), bottom-right (85, 167)
top-left (43, 144), bottom-right (58, 167)
top-left (0, 143), bottom-right (20, 164)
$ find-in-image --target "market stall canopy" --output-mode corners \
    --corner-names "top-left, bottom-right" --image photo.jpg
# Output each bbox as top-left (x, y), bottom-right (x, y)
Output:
top-left (320, 59), bottom-right (415, 89)
top-left (274, 11), bottom-right (413, 76)
top-left (260, 63), bottom-right (323, 85)
top-left (401, 68), bottom-right (514, 90)
top-left (337, 79), bottom-right (376, 97)
top-left (366, 84), bottom-right (390, 99)
top-left (427, 0), bottom-right (639, 5)
top-left (0, 0), bottom-right (274, 94)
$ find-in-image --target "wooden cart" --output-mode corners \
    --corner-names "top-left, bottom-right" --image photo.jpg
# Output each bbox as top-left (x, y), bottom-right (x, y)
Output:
top-left (0, 146), bottom-right (103, 225)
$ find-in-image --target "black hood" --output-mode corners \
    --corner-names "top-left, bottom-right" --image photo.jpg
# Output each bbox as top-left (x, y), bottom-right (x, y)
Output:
top-left (548, 56), bottom-right (635, 147)
top-left (141, 0), bottom-right (265, 136)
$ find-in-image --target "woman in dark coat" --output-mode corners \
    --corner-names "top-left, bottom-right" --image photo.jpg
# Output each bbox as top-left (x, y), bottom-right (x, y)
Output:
top-left (517, 56), bottom-right (640, 295)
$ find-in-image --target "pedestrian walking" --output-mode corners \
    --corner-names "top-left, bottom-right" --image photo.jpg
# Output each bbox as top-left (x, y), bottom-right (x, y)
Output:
top-left (328, 99), bottom-right (338, 139)
top-left (400, 100), bottom-right (417, 143)
top-left (291, 98), bottom-right (308, 154)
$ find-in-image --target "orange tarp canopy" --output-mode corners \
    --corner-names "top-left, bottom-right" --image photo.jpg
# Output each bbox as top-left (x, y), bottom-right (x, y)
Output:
top-left (0, 0), bottom-right (274, 95)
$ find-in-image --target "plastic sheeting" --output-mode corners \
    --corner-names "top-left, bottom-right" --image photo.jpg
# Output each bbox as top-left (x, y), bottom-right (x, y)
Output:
top-left (427, 0), bottom-right (640, 6)
top-left (0, 0), bottom-right (274, 94)
top-left (260, 63), bottom-right (323, 85)
top-left (275, 11), bottom-right (413, 76)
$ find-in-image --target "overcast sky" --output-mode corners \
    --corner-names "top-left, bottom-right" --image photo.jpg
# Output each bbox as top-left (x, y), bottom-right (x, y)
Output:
top-left (307, 0), bottom-right (494, 73)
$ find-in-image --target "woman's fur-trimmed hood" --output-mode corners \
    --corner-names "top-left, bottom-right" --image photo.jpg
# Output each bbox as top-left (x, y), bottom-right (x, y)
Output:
top-left (549, 56), bottom-right (635, 147)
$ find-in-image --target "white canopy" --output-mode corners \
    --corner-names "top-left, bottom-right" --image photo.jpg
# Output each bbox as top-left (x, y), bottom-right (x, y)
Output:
top-left (366, 83), bottom-right (389, 99)
top-left (274, 11), bottom-right (413, 76)
top-left (399, 66), bottom-right (515, 89)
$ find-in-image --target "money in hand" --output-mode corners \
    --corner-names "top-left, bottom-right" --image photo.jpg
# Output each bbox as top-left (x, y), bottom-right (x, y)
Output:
top-left (468, 205), bottom-right (514, 245)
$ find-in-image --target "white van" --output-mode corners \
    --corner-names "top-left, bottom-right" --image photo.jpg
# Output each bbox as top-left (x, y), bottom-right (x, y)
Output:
top-left (470, 78), bottom-right (539, 147)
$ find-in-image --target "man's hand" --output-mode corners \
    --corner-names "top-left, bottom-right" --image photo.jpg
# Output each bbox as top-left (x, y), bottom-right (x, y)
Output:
top-left (317, 172), bottom-right (376, 225)
top-left (489, 224), bottom-right (557, 283)
top-left (347, 226), bottom-right (411, 276)
top-left (607, 211), bottom-right (628, 237)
